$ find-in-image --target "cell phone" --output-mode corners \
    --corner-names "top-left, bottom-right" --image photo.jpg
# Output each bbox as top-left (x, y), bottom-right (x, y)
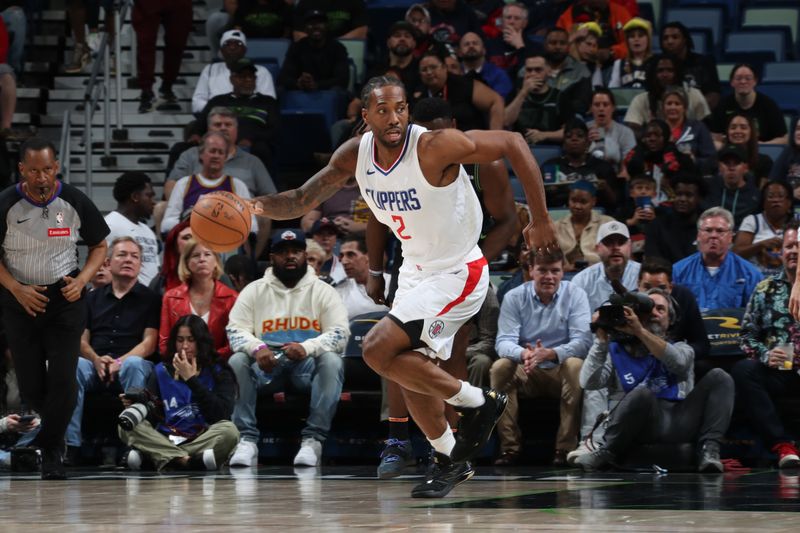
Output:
top-left (635, 196), bottom-right (653, 210)
top-left (18, 415), bottom-right (36, 424)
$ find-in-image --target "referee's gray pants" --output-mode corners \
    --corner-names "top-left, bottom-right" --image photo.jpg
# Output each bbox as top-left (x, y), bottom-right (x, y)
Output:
top-left (1, 284), bottom-right (86, 452)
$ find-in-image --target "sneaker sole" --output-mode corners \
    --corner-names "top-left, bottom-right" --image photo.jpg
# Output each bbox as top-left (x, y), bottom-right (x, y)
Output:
top-left (451, 392), bottom-right (508, 463)
top-left (779, 455), bottom-right (800, 469)
top-left (411, 465), bottom-right (475, 498)
top-left (203, 450), bottom-right (217, 471)
top-left (377, 460), bottom-right (411, 480)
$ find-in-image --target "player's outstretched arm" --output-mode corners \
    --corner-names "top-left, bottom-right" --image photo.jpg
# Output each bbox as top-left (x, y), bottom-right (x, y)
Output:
top-left (250, 137), bottom-right (360, 220)
top-left (424, 128), bottom-right (558, 253)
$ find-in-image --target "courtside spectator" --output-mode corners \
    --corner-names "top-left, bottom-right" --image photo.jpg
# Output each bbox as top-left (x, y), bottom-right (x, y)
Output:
top-left (334, 236), bottom-right (390, 319)
top-left (484, 2), bottom-right (533, 77)
top-left (459, 32), bottom-right (512, 100)
top-left (723, 113), bottom-right (774, 183)
top-left (661, 86), bottom-right (717, 177)
top-left (587, 89), bottom-right (636, 173)
top-left (708, 64), bottom-right (788, 145)
top-left (132, 0), bottom-right (192, 113)
top-left (659, 22), bottom-right (720, 110)
top-left (292, 0), bottom-right (367, 41)
top-left (427, 0), bottom-right (482, 46)
top-left (734, 221), bottom-right (800, 469)
top-left (706, 145), bottom-right (760, 228)
top-left (278, 11), bottom-right (350, 92)
top-left (556, 0), bottom-right (632, 62)
top-left (644, 174), bottom-right (705, 264)
top-left (673, 207), bottom-right (763, 312)
top-left (105, 172), bottom-right (160, 286)
top-left (227, 229), bottom-right (349, 467)
top-left (160, 239), bottom-right (238, 360)
top-left (193, 30), bottom-right (277, 115)
top-left (608, 17), bottom-right (652, 89)
top-left (206, 0), bottom-right (293, 59)
top-left (555, 180), bottom-right (615, 272)
top-left (543, 27), bottom-right (591, 114)
top-left (504, 53), bottom-right (573, 145)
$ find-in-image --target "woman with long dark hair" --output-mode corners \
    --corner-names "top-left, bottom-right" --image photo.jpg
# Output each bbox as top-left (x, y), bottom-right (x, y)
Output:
top-left (733, 180), bottom-right (795, 276)
top-left (119, 315), bottom-right (238, 471)
top-left (661, 86), bottom-right (716, 176)
top-left (724, 113), bottom-right (773, 184)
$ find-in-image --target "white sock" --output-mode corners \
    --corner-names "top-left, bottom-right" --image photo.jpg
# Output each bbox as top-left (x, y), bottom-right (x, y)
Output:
top-left (428, 426), bottom-right (456, 456)
top-left (444, 380), bottom-right (486, 408)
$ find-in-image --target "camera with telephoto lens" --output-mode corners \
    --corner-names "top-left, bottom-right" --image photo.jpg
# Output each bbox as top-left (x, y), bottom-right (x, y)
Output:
top-left (590, 281), bottom-right (655, 340)
top-left (118, 388), bottom-right (159, 431)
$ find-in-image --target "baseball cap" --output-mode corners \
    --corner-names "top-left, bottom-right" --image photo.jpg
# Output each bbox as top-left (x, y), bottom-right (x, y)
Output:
top-left (304, 9), bottom-right (327, 23)
top-left (309, 218), bottom-right (341, 236)
top-left (389, 20), bottom-right (418, 39)
top-left (271, 229), bottom-right (306, 251)
top-left (230, 57), bottom-right (257, 74)
top-left (623, 17), bottom-right (652, 35)
top-left (596, 221), bottom-right (630, 244)
top-left (718, 144), bottom-right (747, 162)
top-left (220, 29), bottom-right (246, 47)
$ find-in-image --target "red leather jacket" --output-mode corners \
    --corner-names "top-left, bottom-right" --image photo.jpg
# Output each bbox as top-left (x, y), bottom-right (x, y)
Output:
top-left (159, 280), bottom-right (238, 360)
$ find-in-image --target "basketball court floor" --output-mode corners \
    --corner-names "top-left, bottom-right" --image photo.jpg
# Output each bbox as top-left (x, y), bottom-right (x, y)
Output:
top-left (2, 466), bottom-right (799, 531)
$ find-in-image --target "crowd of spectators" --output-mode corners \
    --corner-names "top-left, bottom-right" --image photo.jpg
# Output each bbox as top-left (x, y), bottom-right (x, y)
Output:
top-left (6, 0), bottom-right (800, 476)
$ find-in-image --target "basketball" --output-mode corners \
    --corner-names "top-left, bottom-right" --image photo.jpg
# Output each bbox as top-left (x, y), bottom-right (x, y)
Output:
top-left (190, 191), bottom-right (252, 253)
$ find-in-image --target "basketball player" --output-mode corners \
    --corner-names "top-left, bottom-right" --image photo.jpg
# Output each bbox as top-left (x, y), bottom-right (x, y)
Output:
top-left (251, 76), bottom-right (557, 497)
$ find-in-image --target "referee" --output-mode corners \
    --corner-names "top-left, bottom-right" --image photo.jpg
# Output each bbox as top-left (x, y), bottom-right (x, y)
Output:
top-left (0, 138), bottom-right (109, 479)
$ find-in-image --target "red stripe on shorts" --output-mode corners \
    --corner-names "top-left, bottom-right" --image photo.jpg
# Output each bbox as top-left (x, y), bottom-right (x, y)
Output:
top-left (436, 256), bottom-right (488, 317)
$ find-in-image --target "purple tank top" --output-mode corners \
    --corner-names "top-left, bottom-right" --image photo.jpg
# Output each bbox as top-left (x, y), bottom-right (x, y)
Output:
top-left (182, 175), bottom-right (234, 212)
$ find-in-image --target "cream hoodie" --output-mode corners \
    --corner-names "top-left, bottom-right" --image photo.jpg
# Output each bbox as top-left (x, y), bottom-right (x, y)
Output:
top-left (226, 266), bottom-right (350, 357)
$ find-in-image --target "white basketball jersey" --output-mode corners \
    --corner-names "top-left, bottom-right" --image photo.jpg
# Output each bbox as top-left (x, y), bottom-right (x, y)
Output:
top-left (355, 124), bottom-right (483, 270)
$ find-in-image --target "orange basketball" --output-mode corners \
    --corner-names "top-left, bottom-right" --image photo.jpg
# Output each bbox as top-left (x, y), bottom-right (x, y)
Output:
top-left (190, 191), bottom-right (252, 253)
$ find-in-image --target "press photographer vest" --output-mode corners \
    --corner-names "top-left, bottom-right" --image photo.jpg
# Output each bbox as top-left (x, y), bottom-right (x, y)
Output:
top-left (154, 362), bottom-right (217, 439)
top-left (608, 342), bottom-right (681, 401)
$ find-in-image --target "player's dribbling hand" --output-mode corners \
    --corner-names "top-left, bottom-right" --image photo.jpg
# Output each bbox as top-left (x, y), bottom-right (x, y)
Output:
top-left (61, 275), bottom-right (86, 302)
top-left (12, 283), bottom-right (48, 316)
top-left (524, 217), bottom-right (558, 258)
top-left (247, 199), bottom-right (264, 216)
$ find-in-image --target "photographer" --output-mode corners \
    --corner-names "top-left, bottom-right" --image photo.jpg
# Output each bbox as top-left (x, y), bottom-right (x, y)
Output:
top-left (575, 289), bottom-right (734, 473)
top-left (118, 315), bottom-right (238, 471)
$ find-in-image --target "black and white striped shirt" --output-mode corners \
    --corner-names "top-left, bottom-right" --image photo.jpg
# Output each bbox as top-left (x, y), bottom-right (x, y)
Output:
top-left (0, 181), bottom-right (109, 285)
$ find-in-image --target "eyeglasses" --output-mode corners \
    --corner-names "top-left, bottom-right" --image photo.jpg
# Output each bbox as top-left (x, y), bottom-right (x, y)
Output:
top-left (699, 227), bottom-right (731, 234)
top-left (733, 75), bottom-right (755, 82)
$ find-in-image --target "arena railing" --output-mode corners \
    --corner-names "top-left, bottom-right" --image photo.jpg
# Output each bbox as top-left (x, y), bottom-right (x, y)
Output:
top-left (82, 0), bottom-right (132, 199)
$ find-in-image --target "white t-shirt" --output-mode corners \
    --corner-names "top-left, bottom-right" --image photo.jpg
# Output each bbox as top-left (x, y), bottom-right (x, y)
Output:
top-left (335, 275), bottom-right (390, 320)
top-left (104, 211), bottom-right (160, 285)
top-left (739, 213), bottom-right (783, 244)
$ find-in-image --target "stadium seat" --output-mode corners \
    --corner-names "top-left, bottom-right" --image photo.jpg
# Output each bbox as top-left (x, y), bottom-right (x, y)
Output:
top-left (674, 0), bottom-right (739, 27)
top-left (716, 62), bottom-right (735, 85)
top-left (280, 89), bottom-right (346, 132)
top-left (531, 145), bottom-right (562, 166)
top-left (725, 31), bottom-right (787, 63)
top-left (741, 7), bottom-right (800, 49)
top-left (688, 29), bottom-right (711, 55)
top-left (664, 7), bottom-right (724, 49)
top-left (344, 311), bottom-right (388, 358)
top-left (762, 62), bottom-right (800, 83)
top-left (757, 83), bottom-right (800, 113)
top-left (246, 38), bottom-right (291, 69)
top-left (610, 88), bottom-right (645, 110)
top-left (339, 39), bottom-right (367, 90)
top-left (759, 143), bottom-right (787, 161)
top-left (639, 0), bottom-right (661, 27)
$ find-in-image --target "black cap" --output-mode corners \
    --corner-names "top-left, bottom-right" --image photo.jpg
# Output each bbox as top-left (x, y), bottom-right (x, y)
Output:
top-left (389, 21), bottom-right (418, 39)
top-left (309, 217), bottom-right (341, 236)
top-left (271, 228), bottom-right (306, 251)
top-left (304, 9), bottom-right (327, 23)
top-left (230, 57), bottom-right (257, 74)
top-left (719, 144), bottom-right (746, 162)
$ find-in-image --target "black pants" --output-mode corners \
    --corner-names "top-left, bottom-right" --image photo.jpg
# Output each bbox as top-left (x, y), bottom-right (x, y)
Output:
top-left (1, 285), bottom-right (86, 451)
top-left (604, 368), bottom-right (735, 457)
top-left (731, 358), bottom-right (800, 447)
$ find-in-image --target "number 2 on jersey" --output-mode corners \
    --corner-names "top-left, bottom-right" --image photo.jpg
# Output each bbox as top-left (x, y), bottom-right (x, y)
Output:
top-left (392, 215), bottom-right (411, 240)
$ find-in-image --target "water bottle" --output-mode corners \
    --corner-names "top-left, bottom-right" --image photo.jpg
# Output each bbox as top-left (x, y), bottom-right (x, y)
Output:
top-left (592, 127), bottom-right (606, 159)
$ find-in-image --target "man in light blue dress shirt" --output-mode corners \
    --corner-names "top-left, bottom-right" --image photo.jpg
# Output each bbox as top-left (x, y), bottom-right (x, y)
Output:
top-left (490, 248), bottom-right (592, 466)
top-left (568, 220), bottom-right (642, 464)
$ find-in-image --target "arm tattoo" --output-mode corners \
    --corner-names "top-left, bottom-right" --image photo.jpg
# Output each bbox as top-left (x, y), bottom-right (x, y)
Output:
top-left (252, 142), bottom-right (358, 220)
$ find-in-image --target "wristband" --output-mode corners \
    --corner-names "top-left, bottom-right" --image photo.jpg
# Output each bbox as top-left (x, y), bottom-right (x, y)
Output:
top-left (252, 343), bottom-right (267, 356)
top-left (368, 269), bottom-right (384, 278)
